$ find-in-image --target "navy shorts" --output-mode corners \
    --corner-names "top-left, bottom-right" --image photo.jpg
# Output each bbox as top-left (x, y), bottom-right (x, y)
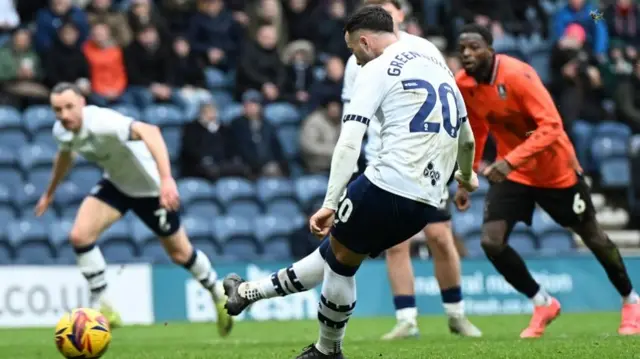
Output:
top-left (90, 179), bottom-right (181, 237)
top-left (331, 175), bottom-right (451, 256)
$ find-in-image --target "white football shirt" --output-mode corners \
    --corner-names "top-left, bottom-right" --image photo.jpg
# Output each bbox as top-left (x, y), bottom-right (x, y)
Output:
top-left (53, 105), bottom-right (160, 197)
top-left (345, 40), bottom-right (467, 207)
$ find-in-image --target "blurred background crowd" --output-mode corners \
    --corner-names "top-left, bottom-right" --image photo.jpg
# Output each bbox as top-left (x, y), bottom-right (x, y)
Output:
top-left (1, 0), bottom-right (639, 265)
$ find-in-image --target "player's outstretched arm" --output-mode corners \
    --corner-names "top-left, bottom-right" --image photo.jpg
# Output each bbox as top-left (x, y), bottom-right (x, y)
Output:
top-left (130, 121), bottom-right (173, 181)
top-left (35, 150), bottom-right (73, 216)
top-left (456, 119), bottom-right (475, 179)
top-left (503, 69), bottom-right (564, 169)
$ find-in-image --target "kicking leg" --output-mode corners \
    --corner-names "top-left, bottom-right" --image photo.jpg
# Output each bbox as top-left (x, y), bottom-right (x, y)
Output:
top-left (160, 227), bottom-right (233, 337)
top-left (70, 196), bottom-right (122, 327)
top-left (481, 220), bottom-right (560, 338)
top-left (380, 240), bottom-right (419, 340)
top-left (426, 221), bottom-right (481, 337)
top-left (224, 238), bottom-right (330, 315)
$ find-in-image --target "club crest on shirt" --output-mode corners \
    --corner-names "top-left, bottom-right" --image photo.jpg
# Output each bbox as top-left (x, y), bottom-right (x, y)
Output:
top-left (497, 84), bottom-right (507, 99)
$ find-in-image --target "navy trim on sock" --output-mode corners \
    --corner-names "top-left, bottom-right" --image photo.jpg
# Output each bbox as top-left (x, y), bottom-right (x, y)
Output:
top-left (182, 249), bottom-right (198, 269)
top-left (393, 295), bottom-right (416, 310)
top-left (318, 311), bottom-right (349, 329)
top-left (271, 272), bottom-right (286, 296)
top-left (286, 266), bottom-right (305, 292)
top-left (321, 294), bottom-right (356, 313)
top-left (318, 237), bottom-right (330, 260)
top-left (441, 287), bottom-right (463, 303)
top-left (325, 246), bottom-right (359, 277)
top-left (73, 243), bottom-right (96, 254)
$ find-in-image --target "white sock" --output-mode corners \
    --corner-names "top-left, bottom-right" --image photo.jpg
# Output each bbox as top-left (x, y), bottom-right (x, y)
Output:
top-left (76, 245), bottom-right (108, 305)
top-left (396, 307), bottom-right (418, 324)
top-left (443, 301), bottom-right (465, 318)
top-left (316, 262), bottom-right (356, 355)
top-left (531, 288), bottom-right (552, 307)
top-left (184, 250), bottom-right (218, 298)
top-left (624, 290), bottom-right (639, 304)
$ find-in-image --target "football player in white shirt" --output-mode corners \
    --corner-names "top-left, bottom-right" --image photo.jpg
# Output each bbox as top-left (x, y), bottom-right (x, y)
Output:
top-left (34, 83), bottom-right (233, 336)
top-left (224, 7), bottom-right (478, 358)
top-left (341, 0), bottom-right (481, 339)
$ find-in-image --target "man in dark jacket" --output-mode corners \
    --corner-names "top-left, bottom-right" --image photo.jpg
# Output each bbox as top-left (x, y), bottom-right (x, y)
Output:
top-left (180, 101), bottom-right (250, 180)
top-left (615, 59), bottom-right (640, 134)
top-left (235, 24), bottom-right (286, 101)
top-left (45, 22), bottom-right (90, 94)
top-left (229, 90), bottom-right (289, 178)
top-left (125, 25), bottom-right (175, 108)
top-left (35, 0), bottom-right (89, 53)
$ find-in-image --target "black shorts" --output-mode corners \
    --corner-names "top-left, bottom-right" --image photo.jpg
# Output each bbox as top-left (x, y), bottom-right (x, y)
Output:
top-left (90, 179), bottom-right (181, 237)
top-left (484, 175), bottom-right (596, 228)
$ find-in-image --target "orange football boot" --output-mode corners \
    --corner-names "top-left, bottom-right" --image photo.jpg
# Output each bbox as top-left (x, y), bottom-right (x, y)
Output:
top-left (520, 297), bottom-right (561, 338)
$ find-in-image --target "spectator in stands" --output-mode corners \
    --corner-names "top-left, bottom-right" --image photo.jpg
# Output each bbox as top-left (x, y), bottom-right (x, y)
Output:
top-left (283, 0), bottom-right (317, 43)
top-left (0, 0), bottom-right (20, 46)
top-left (230, 90), bottom-right (289, 178)
top-left (248, 0), bottom-right (288, 51)
top-left (312, 0), bottom-right (350, 60)
top-left (300, 96), bottom-right (342, 174)
top-left (83, 22), bottom-right (129, 106)
top-left (180, 101), bottom-right (251, 180)
top-left (158, 0), bottom-right (197, 35)
top-left (0, 28), bottom-right (49, 108)
top-left (605, 0), bottom-right (640, 48)
top-left (550, 23), bottom-right (605, 127)
top-left (615, 59), bottom-right (640, 133)
top-left (510, 0), bottom-right (549, 39)
top-left (553, 0), bottom-right (609, 59)
top-left (125, 25), bottom-right (179, 108)
top-left (307, 56), bottom-right (343, 112)
top-left (44, 23), bottom-right (91, 95)
top-left (235, 24), bottom-right (286, 102)
top-left (188, 0), bottom-right (242, 79)
top-left (127, 0), bottom-right (171, 42)
top-left (35, 0), bottom-right (89, 53)
top-left (86, 0), bottom-right (132, 47)
top-left (170, 37), bottom-right (211, 120)
top-left (451, 0), bottom-right (518, 51)
top-left (281, 40), bottom-right (315, 106)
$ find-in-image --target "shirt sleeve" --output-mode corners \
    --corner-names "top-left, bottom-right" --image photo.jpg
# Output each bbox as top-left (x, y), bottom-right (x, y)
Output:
top-left (503, 68), bottom-right (564, 168)
top-left (322, 62), bottom-right (387, 210)
top-left (341, 55), bottom-right (359, 103)
top-left (89, 107), bottom-right (134, 142)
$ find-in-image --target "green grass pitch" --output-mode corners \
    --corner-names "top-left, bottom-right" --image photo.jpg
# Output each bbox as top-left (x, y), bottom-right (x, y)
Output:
top-left (4, 313), bottom-right (640, 359)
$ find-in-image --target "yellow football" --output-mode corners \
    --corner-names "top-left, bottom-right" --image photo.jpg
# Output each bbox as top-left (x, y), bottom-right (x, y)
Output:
top-left (54, 308), bottom-right (112, 358)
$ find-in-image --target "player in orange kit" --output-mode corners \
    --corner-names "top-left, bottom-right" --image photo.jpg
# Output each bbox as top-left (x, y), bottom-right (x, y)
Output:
top-left (454, 24), bottom-right (640, 338)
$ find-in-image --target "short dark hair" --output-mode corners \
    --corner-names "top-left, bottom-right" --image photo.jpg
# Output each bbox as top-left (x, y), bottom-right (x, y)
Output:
top-left (51, 82), bottom-right (83, 96)
top-left (363, 0), bottom-right (402, 10)
top-left (458, 23), bottom-right (493, 46)
top-left (344, 6), bottom-right (394, 35)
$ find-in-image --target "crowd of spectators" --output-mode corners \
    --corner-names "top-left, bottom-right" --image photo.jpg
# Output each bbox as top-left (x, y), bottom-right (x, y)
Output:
top-left (1, 0), bottom-right (640, 179)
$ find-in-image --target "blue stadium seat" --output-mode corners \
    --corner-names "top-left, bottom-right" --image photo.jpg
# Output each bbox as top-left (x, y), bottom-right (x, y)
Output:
top-left (529, 50), bottom-right (551, 84)
top-left (254, 215), bottom-right (301, 243)
top-left (571, 120), bottom-right (595, 172)
top-left (61, 204), bottom-right (80, 221)
top-left (131, 219), bottom-right (156, 244)
top-left (0, 184), bottom-right (12, 207)
top-left (211, 91), bottom-right (233, 110)
top-left (110, 104), bottom-right (141, 119)
top-left (277, 126), bottom-right (300, 159)
top-left (162, 127), bottom-right (181, 161)
top-left (0, 106), bottom-right (22, 130)
top-left (141, 241), bottom-right (172, 264)
top-left (264, 103), bottom-right (301, 127)
top-left (452, 211), bottom-right (482, 237)
top-left (214, 215), bottom-right (255, 244)
top-left (295, 175), bottom-right (328, 208)
top-left (102, 240), bottom-right (138, 263)
top-left (256, 177), bottom-right (295, 205)
top-left (222, 240), bottom-right (260, 261)
top-left (181, 216), bottom-right (212, 241)
top-left (18, 144), bottom-right (55, 171)
top-left (50, 219), bottom-right (73, 248)
top-left (531, 209), bottom-right (566, 236)
top-left (68, 167), bottom-right (103, 192)
top-left (600, 158), bottom-right (631, 189)
top-left (14, 249), bottom-right (55, 264)
top-left (7, 219), bottom-right (54, 262)
top-left (191, 239), bottom-right (220, 262)
top-left (0, 168), bottom-right (23, 191)
top-left (591, 136), bottom-right (627, 165)
top-left (509, 232), bottom-right (538, 256)
top-left (54, 182), bottom-right (85, 209)
top-left (15, 182), bottom-right (45, 209)
top-left (261, 239), bottom-right (292, 261)
top-left (467, 198), bottom-right (485, 217)
top-left (266, 200), bottom-right (302, 218)
top-left (185, 202), bottom-right (222, 219)
top-left (27, 168), bottom-right (52, 189)
top-left (101, 221), bottom-right (131, 242)
top-left (19, 210), bottom-right (58, 227)
top-left (143, 104), bottom-right (184, 127)
top-left (220, 103), bottom-right (243, 124)
top-left (177, 178), bottom-right (215, 206)
top-left (0, 146), bottom-right (17, 168)
top-left (539, 232), bottom-right (575, 255)
top-left (23, 105), bottom-right (56, 133)
top-left (0, 132), bottom-right (28, 152)
top-left (0, 243), bottom-right (12, 264)
top-left (0, 206), bottom-right (15, 228)
top-left (226, 202), bottom-right (262, 218)
top-left (594, 121), bottom-right (632, 139)
top-left (216, 177), bottom-right (257, 207)
top-left (32, 131), bottom-right (58, 149)
top-left (472, 176), bottom-right (490, 197)
top-left (464, 236), bottom-right (484, 258)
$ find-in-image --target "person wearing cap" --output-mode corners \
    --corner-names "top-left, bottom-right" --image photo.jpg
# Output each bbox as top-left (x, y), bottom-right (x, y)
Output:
top-left (229, 89), bottom-right (289, 178)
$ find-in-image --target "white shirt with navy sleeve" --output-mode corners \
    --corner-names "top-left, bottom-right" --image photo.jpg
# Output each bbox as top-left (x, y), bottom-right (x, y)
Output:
top-left (346, 40), bottom-right (462, 208)
top-left (53, 105), bottom-right (160, 197)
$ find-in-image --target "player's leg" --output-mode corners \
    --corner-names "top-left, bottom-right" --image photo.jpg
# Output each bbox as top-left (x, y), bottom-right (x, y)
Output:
top-left (538, 177), bottom-right (640, 335)
top-left (132, 199), bottom-right (233, 337)
top-left (425, 220), bottom-right (482, 337)
top-left (480, 181), bottom-right (560, 338)
top-left (224, 238), bottom-right (329, 315)
top-left (381, 240), bottom-right (419, 340)
top-left (70, 181), bottom-right (127, 327)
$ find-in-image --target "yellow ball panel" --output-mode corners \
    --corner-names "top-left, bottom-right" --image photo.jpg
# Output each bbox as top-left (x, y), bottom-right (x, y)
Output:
top-left (55, 308), bottom-right (112, 358)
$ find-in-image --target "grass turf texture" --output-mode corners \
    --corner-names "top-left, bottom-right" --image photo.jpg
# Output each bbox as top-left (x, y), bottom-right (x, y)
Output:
top-left (5, 313), bottom-right (640, 359)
